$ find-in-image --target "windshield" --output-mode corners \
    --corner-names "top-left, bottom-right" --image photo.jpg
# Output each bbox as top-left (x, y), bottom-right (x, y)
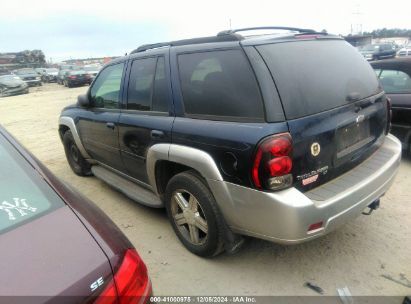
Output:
top-left (362, 44), bottom-right (380, 51)
top-left (46, 68), bottom-right (58, 73)
top-left (258, 40), bottom-right (381, 119)
top-left (0, 134), bottom-right (65, 234)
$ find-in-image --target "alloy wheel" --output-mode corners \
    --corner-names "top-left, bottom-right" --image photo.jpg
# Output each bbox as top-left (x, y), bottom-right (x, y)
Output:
top-left (170, 190), bottom-right (208, 245)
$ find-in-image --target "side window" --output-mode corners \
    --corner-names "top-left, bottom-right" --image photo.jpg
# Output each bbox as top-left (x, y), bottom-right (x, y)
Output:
top-left (152, 57), bottom-right (169, 112)
top-left (90, 63), bottom-right (124, 109)
top-left (379, 70), bottom-right (411, 94)
top-left (177, 50), bottom-right (264, 120)
top-left (127, 58), bottom-right (156, 111)
top-left (127, 57), bottom-right (169, 112)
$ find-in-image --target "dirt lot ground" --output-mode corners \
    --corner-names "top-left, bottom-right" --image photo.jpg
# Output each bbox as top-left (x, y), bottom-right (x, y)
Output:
top-left (0, 83), bottom-right (410, 298)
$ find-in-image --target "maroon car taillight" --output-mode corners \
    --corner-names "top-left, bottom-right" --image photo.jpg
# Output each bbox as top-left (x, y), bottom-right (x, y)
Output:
top-left (96, 249), bottom-right (151, 304)
top-left (386, 97), bottom-right (392, 134)
top-left (252, 133), bottom-right (293, 191)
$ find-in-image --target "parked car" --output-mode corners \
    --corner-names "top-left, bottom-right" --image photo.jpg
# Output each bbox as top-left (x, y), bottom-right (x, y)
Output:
top-left (35, 67), bottom-right (47, 76)
top-left (360, 43), bottom-right (396, 61)
top-left (397, 47), bottom-right (411, 57)
top-left (0, 124), bottom-right (152, 302)
top-left (371, 57), bottom-right (411, 153)
top-left (0, 75), bottom-right (29, 97)
top-left (42, 68), bottom-right (59, 82)
top-left (84, 65), bottom-right (102, 83)
top-left (57, 69), bottom-right (69, 85)
top-left (63, 70), bottom-right (91, 88)
top-left (59, 26), bottom-right (401, 257)
top-left (14, 68), bottom-right (42, 86)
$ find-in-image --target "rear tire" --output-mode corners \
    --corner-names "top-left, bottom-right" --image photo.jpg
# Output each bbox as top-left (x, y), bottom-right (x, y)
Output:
top-left (165, 171), bottom-right (225, 257)
top-left (63, 130), bottom-right (91, 176)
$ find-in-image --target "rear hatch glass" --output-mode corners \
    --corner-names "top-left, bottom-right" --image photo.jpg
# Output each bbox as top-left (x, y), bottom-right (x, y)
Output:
top-left (0, 134), bottom-right (64, 234)
top-left (257, 40), bottom-right (381, 119)
top-left (257, 40), bottom-right (387, 191)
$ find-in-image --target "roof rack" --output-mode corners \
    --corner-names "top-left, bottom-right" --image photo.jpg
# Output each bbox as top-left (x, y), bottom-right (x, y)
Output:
top-left (217, 26), bottom-right (317, 36)
top-left (133, 42), bottom-right (171, 53)
top-left (131, 26), bottom-right (323, 54)
top-left (131, 34), bottom-right (241, 54)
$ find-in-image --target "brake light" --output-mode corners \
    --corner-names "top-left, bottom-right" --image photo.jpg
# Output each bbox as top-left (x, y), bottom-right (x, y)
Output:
top-left (386, 97), bottom-right (392, 134)
top-left (252, 133), bottom-right (293, 191)
top-left (95, 249), bottom-right (151, 304)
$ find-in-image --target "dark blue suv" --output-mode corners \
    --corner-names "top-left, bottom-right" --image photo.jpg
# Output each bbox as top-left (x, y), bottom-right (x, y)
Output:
top-left (59, 27), bottom-right (401, 257)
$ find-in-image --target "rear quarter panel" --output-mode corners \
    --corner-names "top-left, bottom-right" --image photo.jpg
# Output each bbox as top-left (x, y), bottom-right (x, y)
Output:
top-left (171, 118), bottom-right (288, 186)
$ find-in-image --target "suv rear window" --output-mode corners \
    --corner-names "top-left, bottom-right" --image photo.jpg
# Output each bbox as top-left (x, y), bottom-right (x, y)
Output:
top-left (257, 40), bottom-right (381, 119)
top-left (178, 50), bottom-right (264, 121)
top-left (0, 135), bottom-right (64, 234)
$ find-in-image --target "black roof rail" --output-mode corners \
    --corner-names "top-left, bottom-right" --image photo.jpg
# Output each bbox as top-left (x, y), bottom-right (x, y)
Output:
top-left (131, 35), bottom-right (241, 54)
top-left (131, 27), bottom-right (325, 54)
top-left (217, 26), bottom-right (317, 36)
top-left (132, 42), bottom-right (170, 54)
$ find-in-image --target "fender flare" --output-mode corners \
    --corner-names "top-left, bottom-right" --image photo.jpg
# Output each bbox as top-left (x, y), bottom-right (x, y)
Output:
top-left (59, 116), bottom-right (92, 159)
top-left (146, 144), bottom-right (244, 251)
top-left (146, 143), bottom-right (223, 195)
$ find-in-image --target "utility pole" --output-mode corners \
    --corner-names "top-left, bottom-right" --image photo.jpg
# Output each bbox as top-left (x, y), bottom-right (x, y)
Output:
top-left (351, 4), bottom-right (363, 35)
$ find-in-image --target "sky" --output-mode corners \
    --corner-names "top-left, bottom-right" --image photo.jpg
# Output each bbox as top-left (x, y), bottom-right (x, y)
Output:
top-left (1, 0), bottom-right (410, 62)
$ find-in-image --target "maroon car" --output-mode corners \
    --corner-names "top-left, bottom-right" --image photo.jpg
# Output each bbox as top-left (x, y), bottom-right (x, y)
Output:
top-left (0, 125), bottom-right (152, 303)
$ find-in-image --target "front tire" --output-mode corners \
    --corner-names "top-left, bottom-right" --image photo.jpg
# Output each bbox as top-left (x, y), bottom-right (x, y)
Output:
top-left (165, 171), bottom-right (225, 257)
top-left (63, 130), bottom-right (91, 176)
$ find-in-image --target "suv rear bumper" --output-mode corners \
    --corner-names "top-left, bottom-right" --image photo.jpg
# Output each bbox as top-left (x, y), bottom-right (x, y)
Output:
top-left (208, 134), bottom-right (401, 244)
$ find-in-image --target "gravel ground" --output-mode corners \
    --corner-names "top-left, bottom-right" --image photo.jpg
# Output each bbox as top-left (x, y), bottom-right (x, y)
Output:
top-left (0, 83), bottom-right (410, 299)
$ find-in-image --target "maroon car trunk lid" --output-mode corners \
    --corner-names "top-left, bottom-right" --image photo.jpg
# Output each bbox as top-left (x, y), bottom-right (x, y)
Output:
top-left (0, 206), bottom-right (113, 300)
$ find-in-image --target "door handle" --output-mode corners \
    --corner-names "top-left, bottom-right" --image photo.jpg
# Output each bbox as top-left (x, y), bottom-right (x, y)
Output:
top-left (106, 122), bottom-right (115, 129)
top-left (151, 130), bottom-right (165, 139)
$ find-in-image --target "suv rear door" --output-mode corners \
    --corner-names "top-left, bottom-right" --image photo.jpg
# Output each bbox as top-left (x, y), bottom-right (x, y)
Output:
top-left (256, 39), bottom-right (388, 191)
top-left (118, 50), bottom-right (174, 184)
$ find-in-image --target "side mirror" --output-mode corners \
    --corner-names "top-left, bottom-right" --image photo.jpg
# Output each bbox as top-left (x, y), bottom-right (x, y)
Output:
top-left (77, 94), bottom-right (91, 107)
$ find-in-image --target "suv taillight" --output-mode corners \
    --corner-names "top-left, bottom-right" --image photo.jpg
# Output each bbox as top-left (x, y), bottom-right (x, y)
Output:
top-left (386, 97), bottom-right (392, 134)
top-left (95, 249), bottom-right (151, 304)
top-left (252, 133), bottom-right (293, 191)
